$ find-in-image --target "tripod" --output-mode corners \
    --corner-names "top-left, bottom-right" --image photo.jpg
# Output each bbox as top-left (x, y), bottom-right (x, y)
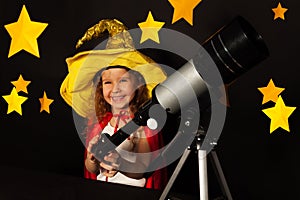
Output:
top-left (159, 128), bottom-right (233, 200)
top-left (141, 105), bottom-right (232, 199)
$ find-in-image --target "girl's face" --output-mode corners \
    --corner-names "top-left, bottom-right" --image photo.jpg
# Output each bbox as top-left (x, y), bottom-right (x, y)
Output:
top-left (101, 68), bottom-right (137, 113)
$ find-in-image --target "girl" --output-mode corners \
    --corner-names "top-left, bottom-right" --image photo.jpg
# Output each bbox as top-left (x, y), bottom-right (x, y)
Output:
top-left (60, 19), bottom-right (168, 189)
top-left (85, 66), bottom-right (164, 188)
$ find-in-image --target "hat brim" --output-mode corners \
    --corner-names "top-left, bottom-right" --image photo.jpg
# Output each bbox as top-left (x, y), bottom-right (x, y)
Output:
top-left (60, 48), bottom-right (167, 118)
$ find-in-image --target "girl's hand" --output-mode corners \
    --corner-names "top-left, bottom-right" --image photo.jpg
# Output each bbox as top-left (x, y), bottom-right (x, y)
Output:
top-left (100, 151), bottom-right (120, 177)
top-left (86, 134), bottom-right (120, 177)
top-left (87, 134), bottom-right (101, 153)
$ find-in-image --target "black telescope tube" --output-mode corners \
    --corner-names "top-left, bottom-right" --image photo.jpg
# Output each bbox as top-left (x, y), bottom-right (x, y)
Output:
top-left (90, 120), bottom-right (140, 159)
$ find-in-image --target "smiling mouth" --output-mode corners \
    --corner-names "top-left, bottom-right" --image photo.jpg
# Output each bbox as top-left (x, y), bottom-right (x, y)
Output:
top-left (111, 96), bottom-right (126, 102)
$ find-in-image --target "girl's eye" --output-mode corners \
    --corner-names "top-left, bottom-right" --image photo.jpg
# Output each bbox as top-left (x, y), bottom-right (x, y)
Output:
top-left (120, 79), bottom-right (128, 83)
top-left (103, 81), bottom-right (111, 85)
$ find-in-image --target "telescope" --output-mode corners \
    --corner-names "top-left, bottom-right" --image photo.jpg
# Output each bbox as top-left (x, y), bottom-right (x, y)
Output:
top-left (91, 15), bottom-right (269, 161)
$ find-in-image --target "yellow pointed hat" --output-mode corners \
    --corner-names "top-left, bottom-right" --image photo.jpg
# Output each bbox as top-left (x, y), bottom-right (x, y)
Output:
top-left (60, 19), bottom-right (167, 118)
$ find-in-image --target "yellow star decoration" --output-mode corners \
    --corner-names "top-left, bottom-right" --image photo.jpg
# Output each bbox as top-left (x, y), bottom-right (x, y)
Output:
top-left (258, 79), bottom-right (285, 104)
top-left (2, 87), bottom-right (28, 115)
top-left (11, 74), bottom-right (31, 94)
top-left (168, 0), bottom-right (202, 25)
top-left (262, 96), bottom-right (296, 133)
top-left (4, 5), bottom-right (48, 58)
top-left (272, 3), bottom-right (288, 20)
top-left (138, 11), bottom-right (165, 43)
top-left (39, 91), bottom-right (54, 113)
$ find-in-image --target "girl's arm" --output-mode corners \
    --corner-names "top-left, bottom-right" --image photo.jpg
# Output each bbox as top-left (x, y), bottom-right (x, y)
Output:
top-left (85, 134), bottom-right (101, 174)
top-left (85, 151), bottom-right (100, 174)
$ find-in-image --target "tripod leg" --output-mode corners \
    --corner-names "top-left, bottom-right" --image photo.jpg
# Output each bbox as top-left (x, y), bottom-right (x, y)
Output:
top-left (159, 148), bottom-right (192, 200)
top-left (198, 150), bottom-right (208, 200)
top-left (209, 150), bottom-right (233, 200)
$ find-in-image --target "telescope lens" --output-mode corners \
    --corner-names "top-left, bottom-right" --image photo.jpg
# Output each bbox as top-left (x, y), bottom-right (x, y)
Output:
top-left (202, 16), bottom-right (269, 84)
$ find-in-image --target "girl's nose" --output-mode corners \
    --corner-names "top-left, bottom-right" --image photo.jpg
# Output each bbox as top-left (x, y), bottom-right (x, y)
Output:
top-left (112, 83), bottom-right (121, 93)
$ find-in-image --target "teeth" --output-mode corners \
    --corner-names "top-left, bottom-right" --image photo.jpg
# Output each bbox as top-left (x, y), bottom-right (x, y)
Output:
top-left (112, 96), bottom-right (125, 101)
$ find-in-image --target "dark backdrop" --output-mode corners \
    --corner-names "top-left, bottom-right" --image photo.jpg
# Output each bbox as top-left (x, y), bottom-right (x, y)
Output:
top-left (0, 0), bottom-right (299, 199)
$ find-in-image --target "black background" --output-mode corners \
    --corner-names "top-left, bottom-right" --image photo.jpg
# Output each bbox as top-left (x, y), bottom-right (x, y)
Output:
top-left (0, 0), bottom-right (299, 199)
